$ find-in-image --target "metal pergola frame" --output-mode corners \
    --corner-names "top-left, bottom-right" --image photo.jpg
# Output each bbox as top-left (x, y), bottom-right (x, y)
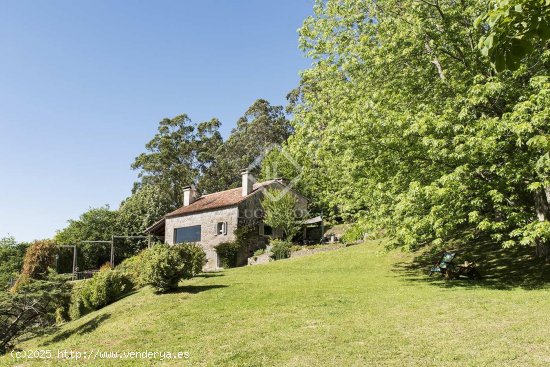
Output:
top-left (81, 235), bottom-right (155, 268)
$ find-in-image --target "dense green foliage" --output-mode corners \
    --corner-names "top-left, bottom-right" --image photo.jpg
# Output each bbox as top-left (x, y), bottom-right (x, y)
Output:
top-left (262, 189), bottom-right (302, 241)
top-left (131, 115), bottom-right (222, 207)
top-left (117, 184), bottom-right (175, 236)
top-left (69, 268), bottom-right (133, 319)
top-left (116, 243), bottom-right (206, 292)
top-left (0, 237), bottom-right (27, 290)
top-left (142, 243), bottom-right (205, 293)
top-left (173, 243), bottom-right (207, 277)
top-left (340, 224), bottom-right (366, 245)
top-left (116, 249), bottom-right (151, 289)
top-left (478, 0), bottom-right (550, 71)
top-left (0, 272), bottom-right (71, 354)
top-left (215, 241), bottom-right (242, 268)
top-left (55, 206), bottom-right (118, 269)
top-left (200, 99), bottom-right (293, 193)
top-left (131, 100), bottom-right (291, 199)
top-left (269, 239), bottom-right (292, 260)
top-left (266, 0), bottom-right (549, 252)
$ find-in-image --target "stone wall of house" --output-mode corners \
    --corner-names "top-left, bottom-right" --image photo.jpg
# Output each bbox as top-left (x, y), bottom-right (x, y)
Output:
top-left (165, 206), bottom-right (239, 271)
top-left (163, 181), bottom-right (309, 271)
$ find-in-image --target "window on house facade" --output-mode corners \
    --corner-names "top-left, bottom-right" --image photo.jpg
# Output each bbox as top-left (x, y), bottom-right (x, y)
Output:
top-left (259, 223), bottom-right (273, 236)
top-left (216, 222), bottom-right (228, 235)
top-left (174, 225), bottom-right (201, 243)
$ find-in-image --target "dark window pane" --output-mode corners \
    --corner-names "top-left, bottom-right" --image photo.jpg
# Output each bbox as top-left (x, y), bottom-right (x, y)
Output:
top-left (175, 225), bottom-right (201, 243)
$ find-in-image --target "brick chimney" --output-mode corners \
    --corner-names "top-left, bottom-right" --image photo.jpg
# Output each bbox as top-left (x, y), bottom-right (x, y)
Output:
top-left (241, 170), bottom-right (253, 197)
top-left (183, 184), bottom-right (197, 206)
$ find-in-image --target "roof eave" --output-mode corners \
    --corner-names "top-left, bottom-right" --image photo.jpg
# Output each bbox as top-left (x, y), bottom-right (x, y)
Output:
top-left (144, 217), bottom-right (166, 234)
top-left (164, 203), bottom-right (240, 219)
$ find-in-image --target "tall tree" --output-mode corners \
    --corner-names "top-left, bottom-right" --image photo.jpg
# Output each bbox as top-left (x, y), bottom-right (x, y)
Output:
top-left (262, 189), bottom-right (302, 241)
top-left (132, 115), bottom-right (222, 206)
top-left (0, 273), bottom-right (71, 355)
top-left (118, 184), bottom-right (175, 235)
top-left (272, 0), bottom-right (549, 253)
top-left (55, 206), bottom-right (119, 269)
top-left (199, 99), bottom-right (292, 193)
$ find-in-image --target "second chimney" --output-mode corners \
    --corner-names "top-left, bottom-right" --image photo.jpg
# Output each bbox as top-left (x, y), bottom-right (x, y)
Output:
top-left (183, 185), bottom-right (197, 206)
top-left (241, 170), bottom-right (253, 197)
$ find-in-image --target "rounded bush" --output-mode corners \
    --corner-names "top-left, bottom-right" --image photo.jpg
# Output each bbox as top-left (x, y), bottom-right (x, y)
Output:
top-left (143, 244), bottom-right (185, 293)
top-left (173, 243), bottom-right (206, 278)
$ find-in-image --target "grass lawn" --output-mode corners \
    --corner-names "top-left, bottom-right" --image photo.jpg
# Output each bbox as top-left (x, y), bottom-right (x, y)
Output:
top-left (4, 239), bottom-right (550, 366)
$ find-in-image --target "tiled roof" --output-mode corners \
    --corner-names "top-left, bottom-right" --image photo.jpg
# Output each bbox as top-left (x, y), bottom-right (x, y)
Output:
top-left (165, 179), bottom-right (280, 218)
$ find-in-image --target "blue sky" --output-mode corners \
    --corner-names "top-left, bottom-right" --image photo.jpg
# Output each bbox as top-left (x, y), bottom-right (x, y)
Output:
top-left (0, 0), bottom-right (314, 242)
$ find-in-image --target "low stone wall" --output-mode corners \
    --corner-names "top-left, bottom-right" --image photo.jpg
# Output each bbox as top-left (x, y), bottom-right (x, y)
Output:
top-left (247, 252), bottom-right (272, 266)
top-left (247, 243), bottom-right (351, 266)
top-left (290, 244), bottom-right (345, 258)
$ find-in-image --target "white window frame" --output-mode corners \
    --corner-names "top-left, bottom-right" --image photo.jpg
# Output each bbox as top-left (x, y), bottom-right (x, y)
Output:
top-left (216, 221), bottom-right (228, 235)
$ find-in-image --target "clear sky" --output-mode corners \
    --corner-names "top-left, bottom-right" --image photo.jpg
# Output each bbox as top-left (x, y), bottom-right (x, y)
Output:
top-left (0, 0), bottom-right (314, 242)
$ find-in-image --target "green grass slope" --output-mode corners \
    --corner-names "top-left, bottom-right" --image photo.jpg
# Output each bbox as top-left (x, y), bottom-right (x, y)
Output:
top-left (5, 240), bottom-right (550, 366)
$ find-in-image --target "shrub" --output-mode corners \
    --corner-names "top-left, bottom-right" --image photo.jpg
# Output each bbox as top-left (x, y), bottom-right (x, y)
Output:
top-left (215, 241), bottom-right (241, 268)
top-left (117, 249), bottom-right (151, 289)
top-left (253, 248), bottom-right (265, 256)
top-left (173, 243), bottom-right (206, 278)
top-left (143, 244), bottom-right (185, 293)
top-left (270, 240), bottom-right (292, 260)
top-left (69, 268), bottom-right (133, 319)
top-left (341, 223), bottom-right (367, 245)
top-left (69, 283), bottom-right (89, 320)
top-left (117, 244), bottom-right (205, 294)
top-left (20, 240), bottom-right (58, 280)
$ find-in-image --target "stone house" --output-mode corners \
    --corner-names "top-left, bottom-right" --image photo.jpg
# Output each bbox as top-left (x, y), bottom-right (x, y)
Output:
top-left (145, 170), bottom-right (308, 271)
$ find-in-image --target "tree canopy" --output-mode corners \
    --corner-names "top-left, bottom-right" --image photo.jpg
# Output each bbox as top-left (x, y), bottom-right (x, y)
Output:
top-left (55, 206), bottom-right (118, 269)
top-left (478, 0), bottom-right (550, 71)
top-left (131, 115), bottom-right (223, 207)
top-left (0, 237), bottom-right (28, 291)
top-left (200, 99), bottom-right (292, 194)
top-left (267, 0), bottom-right (549, 252)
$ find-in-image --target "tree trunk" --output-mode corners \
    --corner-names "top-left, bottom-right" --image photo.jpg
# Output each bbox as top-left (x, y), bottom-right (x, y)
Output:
top-left (534, 187), bottom-right (550, 260)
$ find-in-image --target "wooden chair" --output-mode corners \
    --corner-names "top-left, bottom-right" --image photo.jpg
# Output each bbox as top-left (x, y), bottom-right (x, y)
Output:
top-left (456, 259), bottom-right (481, 279)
